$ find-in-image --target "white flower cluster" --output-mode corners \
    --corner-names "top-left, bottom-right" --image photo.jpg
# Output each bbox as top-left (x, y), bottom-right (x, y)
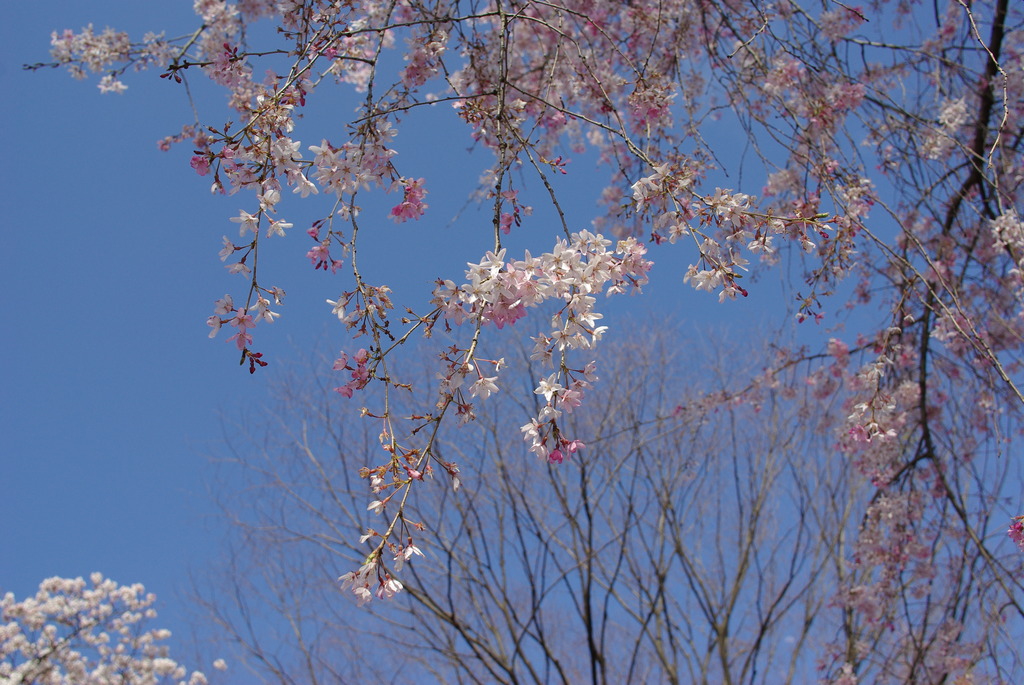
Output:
top-left (1, 573), bottom-right (216, 684)
top-left (432, 230), bottom-right (652, 333)
top-left (432, 230), bottom-right (651, 460)
top-left (921, 97), bottom-right (969, 160)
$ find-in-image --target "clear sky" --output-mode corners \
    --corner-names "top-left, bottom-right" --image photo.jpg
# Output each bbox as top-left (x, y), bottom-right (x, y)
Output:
top-left (1, 1), bottom-right (805, 679)
top-left (2, 1), bottom-right (248, 669)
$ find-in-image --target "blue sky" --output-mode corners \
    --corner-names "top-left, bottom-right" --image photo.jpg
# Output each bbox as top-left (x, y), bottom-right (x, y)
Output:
top-left (2, 1), bottom-right (812, 678)
top-left (2, 1), bottom-right (244, 668)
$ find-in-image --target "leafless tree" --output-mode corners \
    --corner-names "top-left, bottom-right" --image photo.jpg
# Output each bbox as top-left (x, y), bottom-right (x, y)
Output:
top-left (191, 325), bottom-right (1023, 683)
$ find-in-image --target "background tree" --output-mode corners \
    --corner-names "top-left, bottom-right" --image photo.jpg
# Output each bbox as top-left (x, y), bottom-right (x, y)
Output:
top-left (1, 574), bottom-right (220, 684)
top-left (197, 328), bottom-right (1023, 683)
top-left (30, 0), bottom-right (1024, 681)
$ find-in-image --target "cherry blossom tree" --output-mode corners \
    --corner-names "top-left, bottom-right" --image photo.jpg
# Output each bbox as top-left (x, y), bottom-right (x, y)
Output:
top-left (30, 0), bottom-right (1024, 680)
top-left (1, 573), bottom-right (220, 684)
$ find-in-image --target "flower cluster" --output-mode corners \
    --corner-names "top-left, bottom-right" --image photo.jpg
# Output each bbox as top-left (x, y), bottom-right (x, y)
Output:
top-left (339, 556), bottom-right (404, 606)
top-left (49, 26), bottom-right (130, 78)
top-left (1, 574), bottom-right (216, 684)
top-left (432, 230), bottom-right (651, 331)
top-left (205, 290), bottom-right (280, 373)
top-left (631, 160), bottom-right (846, 302)
top-left (332, 348), bottom-right (370, 398)
top-left (521, 365), bottom-right (592, 462)
top-left (389, 177), bottom-right (429, 223)
top-left (429, 230), bottom-right (651, 460)
top-left (400, 29), bottom-right (448, 89)
top-left (308, 122), bottom-right (399, 201)
top-left (921, 97), bottom-right (970, 160)
top-left (628, 77), bottom-right (676, 132)
top-left (306, 224), bottom-right (345, 273)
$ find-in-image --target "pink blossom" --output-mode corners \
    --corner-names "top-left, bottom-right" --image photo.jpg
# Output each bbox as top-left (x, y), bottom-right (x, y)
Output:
top-left (563, 439), bottom-right (585, 453)
top-left (389, 177), bottom-right (429, 223)
top-left (1009, 517), bottom-right (1024, 553)
top-left (307, 242), bottom-right (342, 272)
top-left (225, 309), bottom-right (255, 350)
top-left (190, 155), bottom-right (211, 176)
